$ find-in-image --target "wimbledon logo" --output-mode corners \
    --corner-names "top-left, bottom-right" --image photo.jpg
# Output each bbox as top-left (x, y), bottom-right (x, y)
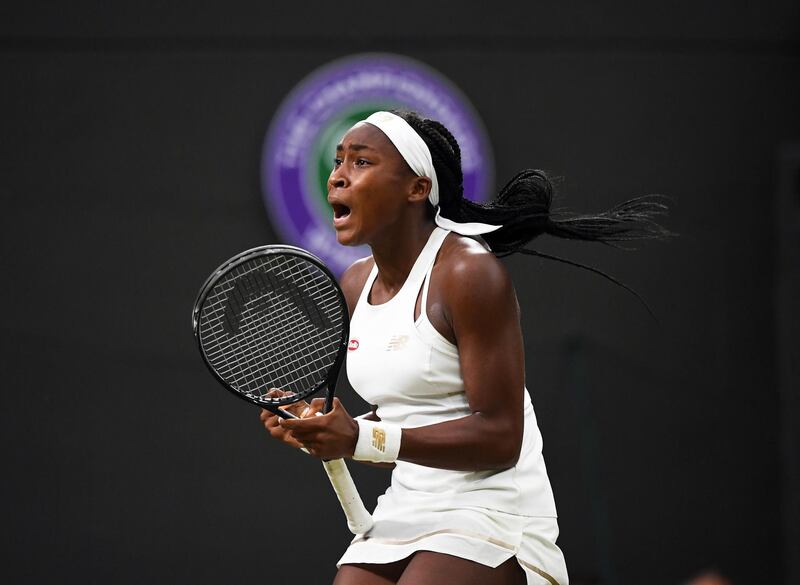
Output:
top-left (261, 53), bottom-right (493, 274)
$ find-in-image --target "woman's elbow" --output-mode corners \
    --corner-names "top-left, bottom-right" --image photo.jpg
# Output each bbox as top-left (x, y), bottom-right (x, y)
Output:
top-left (498, 436), bottom-right (522, 468)
top-left (473, 412), bottom-right (523, 470)
top-left (485, 427), bottom-right (522, 469)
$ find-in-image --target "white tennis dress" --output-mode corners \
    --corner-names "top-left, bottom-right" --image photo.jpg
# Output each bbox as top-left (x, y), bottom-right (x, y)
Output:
top-left (338, 228), bottom-right (569, 585)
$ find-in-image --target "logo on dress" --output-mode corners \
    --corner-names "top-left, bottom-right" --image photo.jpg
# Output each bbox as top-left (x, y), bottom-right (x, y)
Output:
top-left (386, 335), bottom-right (409, 351)
top-left (348, 339), bottom-right (360, 351)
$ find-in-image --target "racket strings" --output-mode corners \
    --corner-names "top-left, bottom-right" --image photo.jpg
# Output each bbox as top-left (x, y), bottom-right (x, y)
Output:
top-left (204, 270), bottom-right (338, 395)
top-left (198, 254), bottom-right (345, 401)
top-left (207, 262), bottom-right (338, 389)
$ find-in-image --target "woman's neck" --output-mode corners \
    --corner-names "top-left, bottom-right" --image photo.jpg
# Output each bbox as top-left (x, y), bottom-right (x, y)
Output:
top-left (370, 220), bottom-right (436, 292)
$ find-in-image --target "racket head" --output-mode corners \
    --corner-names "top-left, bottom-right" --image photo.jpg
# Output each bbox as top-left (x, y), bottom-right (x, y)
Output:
top-left (192, 245), bottom-right (349, 410)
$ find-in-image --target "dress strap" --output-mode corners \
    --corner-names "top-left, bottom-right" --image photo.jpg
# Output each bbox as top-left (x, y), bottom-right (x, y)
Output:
top-left (356, 262), bottom-right (380, 307)
top-left (420, 259), bottom-right (434, 321)
top-left (399, 228), bottom-right (450, 305)
top-left (419, 229), bottom-right (450, 320)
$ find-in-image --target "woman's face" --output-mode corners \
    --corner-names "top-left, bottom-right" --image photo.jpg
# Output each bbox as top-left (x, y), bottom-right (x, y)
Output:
top-left (327, 122), bottom-right (423, 247)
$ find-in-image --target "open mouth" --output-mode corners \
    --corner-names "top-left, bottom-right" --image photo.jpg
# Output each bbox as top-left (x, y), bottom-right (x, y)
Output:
top-left (332, 203), bottom-right (351, 220)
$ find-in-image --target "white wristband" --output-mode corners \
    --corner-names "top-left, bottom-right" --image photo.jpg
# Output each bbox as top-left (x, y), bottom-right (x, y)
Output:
top-left (353, 419), bottom-right (402, 463)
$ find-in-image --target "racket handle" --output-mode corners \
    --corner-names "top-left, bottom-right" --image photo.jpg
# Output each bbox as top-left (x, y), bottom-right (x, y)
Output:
top-left (270, 407), bottom-right (372, 533)
top-left (322, 458), bottom-right (374, 535)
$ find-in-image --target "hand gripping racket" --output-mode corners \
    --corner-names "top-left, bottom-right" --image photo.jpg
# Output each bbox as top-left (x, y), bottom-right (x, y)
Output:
top-left (192, 245), bottom-right (373, 534)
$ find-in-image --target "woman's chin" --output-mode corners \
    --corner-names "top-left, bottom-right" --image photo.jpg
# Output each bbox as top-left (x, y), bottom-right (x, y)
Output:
top-left (334, 227), bottom-right (360, 247)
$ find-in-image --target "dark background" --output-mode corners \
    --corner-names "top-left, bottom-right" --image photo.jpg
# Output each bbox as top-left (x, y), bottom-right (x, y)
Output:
top-left (2, 2), bottom-right (798, 584)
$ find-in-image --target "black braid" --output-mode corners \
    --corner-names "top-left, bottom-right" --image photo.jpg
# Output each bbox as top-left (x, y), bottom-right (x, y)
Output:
top-left (403, 115), bottom-right (465, 212)
top-left (390, 110), bottom-right (672, 316)
top-left (393, 109), bottom-right (672, 256)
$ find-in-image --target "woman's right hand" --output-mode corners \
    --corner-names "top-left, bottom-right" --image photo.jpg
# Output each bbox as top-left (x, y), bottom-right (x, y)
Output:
top-left (258, 389), bottom-right (310, 450)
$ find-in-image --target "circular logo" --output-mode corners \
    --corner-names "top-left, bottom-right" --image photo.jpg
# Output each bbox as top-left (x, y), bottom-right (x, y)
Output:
top-left (262, 53), bottom-right (493, 274)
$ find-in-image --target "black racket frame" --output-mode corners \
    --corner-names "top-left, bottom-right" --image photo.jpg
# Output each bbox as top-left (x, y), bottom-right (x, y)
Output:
top-left (192, 245), bottom-right (349, 419)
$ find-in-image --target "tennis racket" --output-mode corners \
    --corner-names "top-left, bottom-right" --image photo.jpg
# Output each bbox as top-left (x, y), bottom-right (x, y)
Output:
top-left (191, 244), bottom-right (373, 535)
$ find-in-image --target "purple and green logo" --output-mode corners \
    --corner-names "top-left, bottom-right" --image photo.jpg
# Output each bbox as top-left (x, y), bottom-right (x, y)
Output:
top-left (261, 53), bottom-right (493, 274)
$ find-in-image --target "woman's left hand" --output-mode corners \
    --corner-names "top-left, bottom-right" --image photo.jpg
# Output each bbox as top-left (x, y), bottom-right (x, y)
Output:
top-left (279, 398), bottom-right (359, 460)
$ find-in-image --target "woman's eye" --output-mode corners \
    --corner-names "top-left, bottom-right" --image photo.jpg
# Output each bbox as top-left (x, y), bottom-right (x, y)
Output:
top-left (333, 158), bottom-right (342, 167)
top-left (355, 158), bottom-right (369, 166)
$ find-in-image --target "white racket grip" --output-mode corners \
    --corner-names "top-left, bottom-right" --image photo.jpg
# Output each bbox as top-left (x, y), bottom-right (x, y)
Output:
top-left (322, 458), bottom-right (374, 535)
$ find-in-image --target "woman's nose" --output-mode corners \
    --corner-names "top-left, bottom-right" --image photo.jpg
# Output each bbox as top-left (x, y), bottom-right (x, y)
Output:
top-left (328, 167), bottom-right (347, 190)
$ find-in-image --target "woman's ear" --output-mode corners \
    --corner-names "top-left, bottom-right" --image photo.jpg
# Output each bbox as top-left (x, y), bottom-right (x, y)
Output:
top-left (408, 176), bottom-right (432, 203)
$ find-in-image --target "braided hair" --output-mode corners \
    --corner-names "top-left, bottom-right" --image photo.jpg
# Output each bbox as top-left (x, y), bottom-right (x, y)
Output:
top-left (394, 110), bottom-right (670, 255)
top-left (393, 110), bottom-right (672, 314)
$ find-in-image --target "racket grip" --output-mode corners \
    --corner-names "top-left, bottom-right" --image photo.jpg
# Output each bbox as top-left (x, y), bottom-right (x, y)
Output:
top-left (322, 458), bottom-right (374, 535)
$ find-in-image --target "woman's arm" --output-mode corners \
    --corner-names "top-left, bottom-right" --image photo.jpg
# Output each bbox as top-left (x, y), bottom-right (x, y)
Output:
top-left (398, 243), bottom-right (525, 470)
top-left (282, 239), bottom-right (526, 471)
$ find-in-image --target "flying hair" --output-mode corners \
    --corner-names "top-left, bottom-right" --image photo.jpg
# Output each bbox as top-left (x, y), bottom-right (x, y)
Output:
top-left (392, 110), bottom-right (673, 316)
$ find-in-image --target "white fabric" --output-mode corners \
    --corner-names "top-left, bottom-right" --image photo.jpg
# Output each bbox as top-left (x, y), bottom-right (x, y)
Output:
top-left (434, 207), bottom-right (502, 236)
top-left (339, 227), bottom-right (568, 584)
top-left (360, 111), bottom-right (502, 236)
top-left (353, 418), bottom-right (401, 463)
top-left (363, 111), bottom-right (440, 206)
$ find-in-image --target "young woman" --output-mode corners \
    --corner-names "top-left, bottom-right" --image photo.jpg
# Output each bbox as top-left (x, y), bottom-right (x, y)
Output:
top-left (259, 110), bottom-right (667, 585)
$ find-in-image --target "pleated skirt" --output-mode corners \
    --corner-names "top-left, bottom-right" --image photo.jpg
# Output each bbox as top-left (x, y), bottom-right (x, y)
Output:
top-left (337, 494), bottom-right (568, 585)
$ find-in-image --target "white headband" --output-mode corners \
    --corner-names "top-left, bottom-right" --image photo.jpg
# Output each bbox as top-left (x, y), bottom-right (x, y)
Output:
top-left (360, 111), bottom-right (501, 237)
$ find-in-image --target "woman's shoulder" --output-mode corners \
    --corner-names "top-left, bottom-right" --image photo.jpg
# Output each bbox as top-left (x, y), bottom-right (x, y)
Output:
top-left (432, 233), bottom-right (520, 334)
top-left (437, 234), bottom-right (513, 292)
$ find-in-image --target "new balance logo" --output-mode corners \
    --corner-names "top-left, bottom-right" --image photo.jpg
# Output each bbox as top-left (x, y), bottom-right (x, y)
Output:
top-left (386, 334), bottom-right (409, 351)
top-left (372, 428), bottom-right (386, 452)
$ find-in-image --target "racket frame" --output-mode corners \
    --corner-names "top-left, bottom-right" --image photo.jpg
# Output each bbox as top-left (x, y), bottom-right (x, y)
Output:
top-left (192, 244), bottom-right (373, 534)
top-left (192, 244), bottom-right (349, 415)
top-left (192, 244), bottom-right (373, 535)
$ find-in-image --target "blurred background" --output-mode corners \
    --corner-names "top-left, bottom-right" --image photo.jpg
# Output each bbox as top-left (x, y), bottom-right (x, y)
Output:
top-left (2, 2), bottom-right (798, 584)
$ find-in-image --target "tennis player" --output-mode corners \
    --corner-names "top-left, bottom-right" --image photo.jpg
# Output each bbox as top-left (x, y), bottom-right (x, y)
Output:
top-left (260, 110), bottom-right (667, 584)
